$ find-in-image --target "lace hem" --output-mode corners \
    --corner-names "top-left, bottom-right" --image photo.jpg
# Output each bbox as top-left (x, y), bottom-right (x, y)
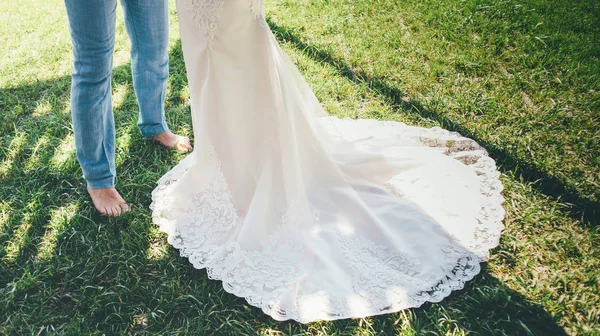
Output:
top-left (250, 0), bottom-right (264, 20)
top-left (150, 117), bottom-right (505, 323)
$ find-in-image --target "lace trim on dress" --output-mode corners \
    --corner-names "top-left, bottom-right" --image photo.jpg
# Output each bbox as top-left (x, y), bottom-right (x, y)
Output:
top-left (185, 0), bottom-right (225, 50)
top-left (250, 0), bottom-right (264, 20)
top-left (150, 117), bottom-right (505, 322)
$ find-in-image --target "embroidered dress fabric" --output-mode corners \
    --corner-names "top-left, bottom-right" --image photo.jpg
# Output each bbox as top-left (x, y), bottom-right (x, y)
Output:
top-left (151, 0), bottom-right (506, 323)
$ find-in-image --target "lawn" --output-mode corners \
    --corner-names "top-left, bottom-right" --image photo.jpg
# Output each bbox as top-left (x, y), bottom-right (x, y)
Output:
top-left (1, 0), bottom-right (598, 335)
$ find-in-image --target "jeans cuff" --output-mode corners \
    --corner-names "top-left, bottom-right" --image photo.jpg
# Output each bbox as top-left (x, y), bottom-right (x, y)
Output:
top-left (86, 175), bottom-right (115, 189)
top-left (139, 122), bottom-right (169, 138)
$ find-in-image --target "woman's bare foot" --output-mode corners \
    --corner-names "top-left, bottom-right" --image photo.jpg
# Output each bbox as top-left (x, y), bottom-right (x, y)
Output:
top-left (87, 187), bottom-right (130, 217)
top-left (153, 130), bottom-right (192, 153)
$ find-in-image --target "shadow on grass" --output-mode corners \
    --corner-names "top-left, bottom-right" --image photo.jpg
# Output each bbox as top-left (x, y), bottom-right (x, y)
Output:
top-left (0, 36), bottom-right (192, 267)
top-left (266, 19), bottom-right (599, 228)
top-left (119, 264), bottom-right (567, 335)
top-left (0, 40), bottom-right (189, 334)
top-left (0, 37), bottom-right (571, 334)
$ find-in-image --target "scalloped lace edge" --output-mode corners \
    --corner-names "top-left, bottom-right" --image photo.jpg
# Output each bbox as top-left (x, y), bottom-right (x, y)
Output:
top-left (150, 117), bottom-right (505, 323)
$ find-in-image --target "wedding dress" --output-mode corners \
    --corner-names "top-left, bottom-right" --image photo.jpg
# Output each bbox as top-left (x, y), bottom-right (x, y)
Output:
top-left (151, 0), bottom-right (505, 323)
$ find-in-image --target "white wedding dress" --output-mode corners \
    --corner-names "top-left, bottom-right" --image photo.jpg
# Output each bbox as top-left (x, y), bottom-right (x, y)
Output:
top-left (151, 0), bottom-right (505, 323)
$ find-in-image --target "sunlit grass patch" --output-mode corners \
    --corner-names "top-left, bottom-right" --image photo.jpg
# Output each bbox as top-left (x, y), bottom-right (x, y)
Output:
top-left (2, 211), bottom-right (33, 264)
top-left (35, 203), bottom-right (78, 263)
top-left (0, 132), bottom-right (27, 178)
top-left (49, 133), bottom-right (76, 170)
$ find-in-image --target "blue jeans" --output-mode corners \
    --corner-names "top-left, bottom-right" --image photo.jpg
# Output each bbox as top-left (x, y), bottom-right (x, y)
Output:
top-left (65, 0), bottom-right (169, 189)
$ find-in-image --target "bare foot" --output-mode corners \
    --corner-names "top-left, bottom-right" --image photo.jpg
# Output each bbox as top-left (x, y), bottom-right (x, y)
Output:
top-left (87, 187), bottom-right (130, 217)
top-left (153, 130), bottom-right (192, 153)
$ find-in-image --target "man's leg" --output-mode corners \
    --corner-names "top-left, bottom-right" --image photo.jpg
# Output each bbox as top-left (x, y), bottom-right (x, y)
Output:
top-left (65, 0), bottom-right (128, 216)
top-left (121, 0), bottom-right (192, 152)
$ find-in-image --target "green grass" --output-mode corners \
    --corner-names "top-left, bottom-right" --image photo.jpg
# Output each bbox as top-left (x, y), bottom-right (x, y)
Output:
top-left (1, 0), bottom-right (598, 335)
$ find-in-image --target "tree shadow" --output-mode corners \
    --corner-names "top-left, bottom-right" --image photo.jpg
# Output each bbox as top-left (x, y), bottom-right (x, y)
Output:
top-left (266, 19), bottom-right (599, 228)
top-left (234, 268), bottom-right (565, 335)
top-left (145, 265), bottom-right (567, 335)
top-left (0, 37), bottom-right (191, 270)
top-left (410, 269), bottom-right (568, 335)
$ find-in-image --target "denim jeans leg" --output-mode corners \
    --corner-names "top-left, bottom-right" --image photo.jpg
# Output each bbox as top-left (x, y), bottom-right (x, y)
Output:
top-left (121, 0), bottom-right (170, 138)
top-left (65, 0), bottom-right (118, 189)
